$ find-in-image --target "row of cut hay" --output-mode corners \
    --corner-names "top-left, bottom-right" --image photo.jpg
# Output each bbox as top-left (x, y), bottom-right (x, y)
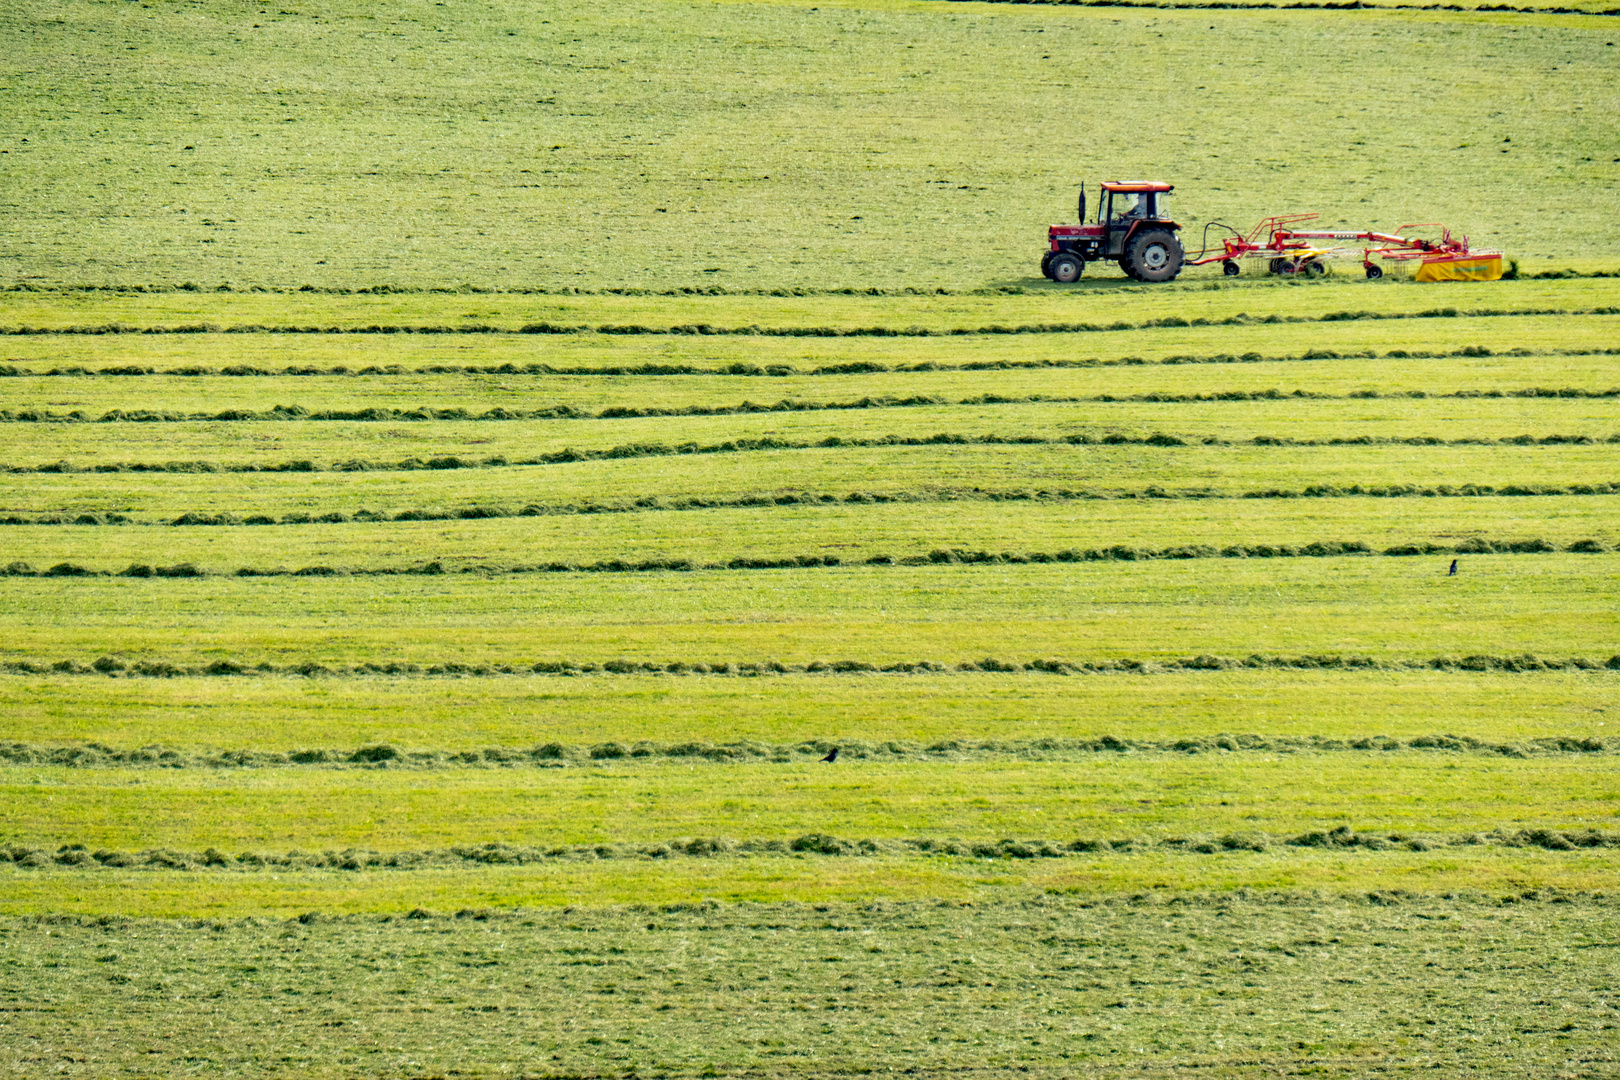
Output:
top-left (6, 484), bottom-right (1620, 530)
top-left (17, 269), bottom-right (1619, 297)
top-left (11, 346), bottom-right (1620, 381)
top-left (8, 652), bottom-right (1617, 680)
top-left (4, 388), bottom-right (1619, 426)
top-left (3, 537), bottom-right (1610, 579)
top-left (9, 827), bottom-right (1620, 873)
top-left (5, 732), bottom-right (1609, 771)
top-left (6, 304), bottom-right (1619, 339)
top-left (7, 429), bottom-right (1617, 479)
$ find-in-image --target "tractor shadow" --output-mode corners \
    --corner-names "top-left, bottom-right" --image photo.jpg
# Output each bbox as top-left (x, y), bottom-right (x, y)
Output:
top-left (987, 275), bottom-right (1187, 292)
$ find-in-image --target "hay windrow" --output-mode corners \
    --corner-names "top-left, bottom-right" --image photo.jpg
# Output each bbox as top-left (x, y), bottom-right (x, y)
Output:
top-left (3, 484), bottom-right (1620, 529)
top-left (5, 429), bottom-right (1618, 488)
top-left (3, 652), bottom-right (1615, 682)
top-left (0, 731), bottom-right (1612, 770)
top-left (5, 345), bottom-right (1620, 381)
top-left (2, 304), bottom-right (1618, 339)
top-left (7, 825), bottom-right (1619, 874)
top-left (2, 391), bottom-right (1619, 427)
top-left (0, 537), bottom-right (1609, 575)
top-left (10, 272), bottom-right (1620, 297)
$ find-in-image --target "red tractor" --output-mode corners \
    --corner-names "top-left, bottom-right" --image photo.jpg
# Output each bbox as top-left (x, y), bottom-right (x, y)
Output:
top-left (1041, 180), bottom-right (1185, 284)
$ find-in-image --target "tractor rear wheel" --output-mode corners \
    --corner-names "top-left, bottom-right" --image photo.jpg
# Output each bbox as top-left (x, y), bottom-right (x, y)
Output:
top-left (1048, 253), bottom-right (1084, 284)
top-left (1121, 229), bottom-right (1183, 283)
top-left (1222, 260), bottom-right (1240, 277)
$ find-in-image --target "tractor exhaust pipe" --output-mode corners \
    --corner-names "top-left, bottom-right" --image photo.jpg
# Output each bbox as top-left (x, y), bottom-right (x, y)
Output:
top-left (1077, 182), bottom-right (1086, 226)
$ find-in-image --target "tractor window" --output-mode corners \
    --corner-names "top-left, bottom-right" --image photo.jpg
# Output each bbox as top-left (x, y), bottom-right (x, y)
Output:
top-left (1110, 193), bottom-right (1149, 223)
top-left (1153, 192), bottom-right (1168, 219)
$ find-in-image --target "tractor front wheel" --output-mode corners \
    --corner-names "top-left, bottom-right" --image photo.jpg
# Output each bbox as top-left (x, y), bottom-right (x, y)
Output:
top-left (1121, 229), bottom-right (1184, 283)
top-left (1040, 252), bottom-right (1056, 280)
top-left (1048, 253), bottom-right (1084, 284)
top-left (1222, 260), bottom-right (1241, 277)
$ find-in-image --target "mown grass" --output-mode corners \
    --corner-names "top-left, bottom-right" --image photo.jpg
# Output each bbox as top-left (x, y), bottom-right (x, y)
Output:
top-left (1, 495), bottom-right (1614, 571)
top-left (3, 401), bottom-right (1617, 503)
top-left (4, 1), bottom-right (1617, 288)
top-left (2, 669), bottom-right (1612, 750)
top-left (3, 362), bottom-right (1619, 435)
top-left (7, 0), bottom-right (1620, 1066)
top-left (5, 753), bottom-right (1618, 853)
top-left (5, 441), bottom-right (1617, 521)
top-left (7, 310), bottom-right (1620, 382)
top-left (3, 294), bottom-right (1616, 916)
top-left (5, 850), bottom-right (1620, 917)
top-left (4, 278), bottom-right (1618, 330)
top-left (0, 557), bottom-right (1613, 667)
top-left (2, 895), bottom-right (1618, 1079)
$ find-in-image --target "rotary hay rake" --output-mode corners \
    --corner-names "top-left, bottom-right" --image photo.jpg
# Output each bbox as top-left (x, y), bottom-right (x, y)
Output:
top-left (1186, 213), bottom-right (1505, 281)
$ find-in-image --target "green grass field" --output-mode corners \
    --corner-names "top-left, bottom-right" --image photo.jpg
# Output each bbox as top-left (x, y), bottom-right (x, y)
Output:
top-left (4, 0), bottom-right (1619, 1075)
top-left (4, 0), bottom-right (1619, 289)
top-left (6, 896), bottom-right (1619, 1078)
top-left (2, 556), bottom-right (1617, 664)
top-left (5, 244), bottom-right (1620, 1080)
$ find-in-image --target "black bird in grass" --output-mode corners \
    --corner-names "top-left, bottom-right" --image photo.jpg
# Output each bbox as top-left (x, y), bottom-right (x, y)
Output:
top-left (820, 747), bottom-right (838, 763)
top-left (1448, 559), bottom-right (1458, 576)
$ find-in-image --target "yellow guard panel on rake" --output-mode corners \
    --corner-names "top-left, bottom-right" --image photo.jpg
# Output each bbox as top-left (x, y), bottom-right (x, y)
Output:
top-left (1416, 253), bottom-right (1505, 282)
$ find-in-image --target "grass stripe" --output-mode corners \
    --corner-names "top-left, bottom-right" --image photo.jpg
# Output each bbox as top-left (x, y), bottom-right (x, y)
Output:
top-left (4, 754), bottom-right (1616, 857)
top-left (3, 668), bottom-right (1607, 750)
top-left (6, 447), bottom-right (1615, 535)
top-left (2, 557), bottom-right (1608, 671)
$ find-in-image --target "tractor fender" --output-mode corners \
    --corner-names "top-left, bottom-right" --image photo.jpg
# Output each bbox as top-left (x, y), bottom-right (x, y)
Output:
top-left (1121, 220), bottom-right (1181, 245)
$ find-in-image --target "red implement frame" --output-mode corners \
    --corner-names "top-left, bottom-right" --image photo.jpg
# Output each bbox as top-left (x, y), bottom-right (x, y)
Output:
top-left (1187, 216), bottom-right (1491, 277)
top-left (1274, 223), bottom-right (1480, 274)
top-left (1186, 213), bottom-right (1324, 267)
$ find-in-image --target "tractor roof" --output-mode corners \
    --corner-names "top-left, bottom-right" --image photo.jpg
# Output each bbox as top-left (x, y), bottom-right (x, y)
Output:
top-left (1101, 181), bottom-right (1174, 193)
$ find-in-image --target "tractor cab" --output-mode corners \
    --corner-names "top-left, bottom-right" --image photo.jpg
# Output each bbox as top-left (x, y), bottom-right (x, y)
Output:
top-left (1100, 182), bottom-right (1171, 229)
top-left (1043, 180), bottom-right (1184, 284)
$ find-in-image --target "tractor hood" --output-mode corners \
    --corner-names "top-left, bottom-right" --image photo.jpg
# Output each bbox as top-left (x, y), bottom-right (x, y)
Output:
top-left (1049, 224), bottom-right (1104, 238)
